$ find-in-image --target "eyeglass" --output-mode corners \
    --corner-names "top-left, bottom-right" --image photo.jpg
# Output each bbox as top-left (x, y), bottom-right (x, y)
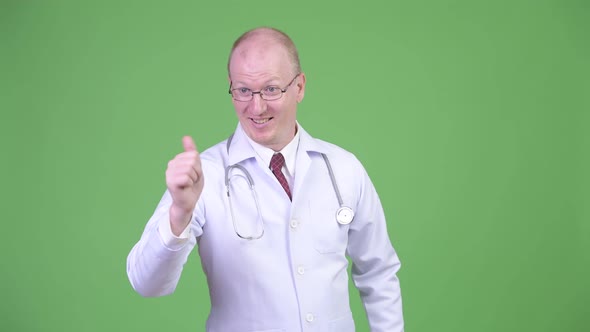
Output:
top-left (228, 74), bottom-right (300, 102)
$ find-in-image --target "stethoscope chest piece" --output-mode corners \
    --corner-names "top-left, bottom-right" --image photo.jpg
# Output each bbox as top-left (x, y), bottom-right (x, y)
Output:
top-left (336, 206), bottom-right (354, 225)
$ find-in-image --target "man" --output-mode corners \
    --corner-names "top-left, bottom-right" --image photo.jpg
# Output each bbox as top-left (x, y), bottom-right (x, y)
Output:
top-left (127, 27), bottom-right (404, 332)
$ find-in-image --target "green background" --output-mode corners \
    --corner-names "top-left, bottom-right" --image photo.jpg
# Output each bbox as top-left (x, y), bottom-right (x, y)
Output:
top-left (1, 0), bottom-right (588, 331)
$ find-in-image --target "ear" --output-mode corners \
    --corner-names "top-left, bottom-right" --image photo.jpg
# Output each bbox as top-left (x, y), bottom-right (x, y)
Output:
top-left (296, 72), bottom-right (306, 103)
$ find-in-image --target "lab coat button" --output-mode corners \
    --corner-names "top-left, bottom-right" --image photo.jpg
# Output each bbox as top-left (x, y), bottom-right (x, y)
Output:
top-left (297, 266), bottom-right (305, 275)
top-left (305, 313), bottom-right (314, 322)
top-left (290, 220), bottom-right (298, 229)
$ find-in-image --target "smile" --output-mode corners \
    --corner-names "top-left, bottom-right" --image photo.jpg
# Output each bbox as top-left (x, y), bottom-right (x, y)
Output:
top-left (251, 118), bottom-right (272, 124)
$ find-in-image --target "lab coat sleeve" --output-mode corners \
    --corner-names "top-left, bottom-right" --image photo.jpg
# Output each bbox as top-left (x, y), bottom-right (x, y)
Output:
top-left (126, 190), bottom-right (203, 297)
top-left (346, 164), bottom-right (404, 332)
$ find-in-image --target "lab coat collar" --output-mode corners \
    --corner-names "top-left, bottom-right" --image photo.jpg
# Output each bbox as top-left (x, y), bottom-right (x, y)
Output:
top-left (297, 123), bottom-right (328, 156)
top-left (226, 124), bottom-right (256, 165)
top-left (226, 122), bottom-right (328, 165)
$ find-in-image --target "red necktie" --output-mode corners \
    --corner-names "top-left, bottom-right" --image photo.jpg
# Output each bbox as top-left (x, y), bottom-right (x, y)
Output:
top-left (270, 153), bottom-right (292, 200)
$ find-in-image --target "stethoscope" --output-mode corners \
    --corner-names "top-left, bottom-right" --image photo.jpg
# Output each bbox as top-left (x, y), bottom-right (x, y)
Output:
top-left (224, 134), bottom-right (355, 240)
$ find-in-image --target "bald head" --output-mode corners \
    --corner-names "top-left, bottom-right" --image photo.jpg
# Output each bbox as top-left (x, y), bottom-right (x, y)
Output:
top-left (227, 27), bottom-right (301, 78)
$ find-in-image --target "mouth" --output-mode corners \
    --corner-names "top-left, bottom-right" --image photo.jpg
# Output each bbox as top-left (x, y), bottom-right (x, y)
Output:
top-left (250, 117), bottom-right (272, 125)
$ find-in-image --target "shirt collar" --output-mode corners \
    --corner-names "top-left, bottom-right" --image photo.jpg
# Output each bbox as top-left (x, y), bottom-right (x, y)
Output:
top-left (226, 122), bottom-right (328, 167)
top-left (245, 125), bottom-right (300, 177)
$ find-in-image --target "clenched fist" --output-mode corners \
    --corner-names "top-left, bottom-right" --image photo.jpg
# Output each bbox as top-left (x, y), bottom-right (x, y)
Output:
top-left (166, 136), bottom-right (204, 235)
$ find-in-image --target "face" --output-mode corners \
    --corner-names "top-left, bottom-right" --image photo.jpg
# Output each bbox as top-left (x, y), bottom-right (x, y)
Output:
top-left (228, 39), bottom-right (306, 151)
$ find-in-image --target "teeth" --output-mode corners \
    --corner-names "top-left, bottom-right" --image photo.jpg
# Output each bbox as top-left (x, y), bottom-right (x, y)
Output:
top-left (252, 118), bottom-right (270, 124)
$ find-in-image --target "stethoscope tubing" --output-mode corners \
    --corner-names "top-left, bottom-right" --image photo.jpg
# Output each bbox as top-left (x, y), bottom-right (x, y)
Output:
top-left (224, 133), bottom-right (355, 239)
top-left (225, 164), bottom-right (265, 240)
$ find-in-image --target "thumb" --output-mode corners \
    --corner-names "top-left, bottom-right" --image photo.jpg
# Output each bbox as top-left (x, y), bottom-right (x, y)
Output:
top-left (182, 136), bottom-right (197, 152)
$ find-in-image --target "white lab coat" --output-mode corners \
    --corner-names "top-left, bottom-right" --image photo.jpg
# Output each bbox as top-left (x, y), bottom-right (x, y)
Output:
top-left (127, 124), bottom-right (404, 332)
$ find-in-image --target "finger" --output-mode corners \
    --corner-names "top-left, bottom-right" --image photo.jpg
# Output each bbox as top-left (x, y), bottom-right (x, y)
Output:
top-left (182, 136), bottom-right (197, 152)
top-left (168, 163), bottom-right (201, 184)
top-left (166, 171), bottom-right (197, 188)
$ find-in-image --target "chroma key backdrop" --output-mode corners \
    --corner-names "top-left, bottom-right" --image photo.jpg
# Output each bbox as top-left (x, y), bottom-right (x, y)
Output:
top-left (1, 1), bottom-right (588, 331)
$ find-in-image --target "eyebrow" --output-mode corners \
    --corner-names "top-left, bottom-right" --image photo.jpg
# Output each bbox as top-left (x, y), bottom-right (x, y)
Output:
top-left (231, 77), bottom-right (282, 87)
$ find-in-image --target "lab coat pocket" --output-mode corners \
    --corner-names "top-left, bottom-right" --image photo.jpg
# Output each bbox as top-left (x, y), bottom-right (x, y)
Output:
top-left (328, 312), bottom-right (355, 332)
top-left (314, 224), bottom-right (349, 254)
top-left (312, 201), bottom-right (350, 254)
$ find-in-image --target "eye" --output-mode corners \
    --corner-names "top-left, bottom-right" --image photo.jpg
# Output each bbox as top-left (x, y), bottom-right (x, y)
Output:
top-left (238, 87), bottom-right (251, 95)
top-left (264, 86), bottom-right (279, 94)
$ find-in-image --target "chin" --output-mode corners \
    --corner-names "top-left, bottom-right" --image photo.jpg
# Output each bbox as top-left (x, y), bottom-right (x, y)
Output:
top-left (253, 136), bottom-right (273, 147)
top-left (244, 127), bottom-right (271, 142)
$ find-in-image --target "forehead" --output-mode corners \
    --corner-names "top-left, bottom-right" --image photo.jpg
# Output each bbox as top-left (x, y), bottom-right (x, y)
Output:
top-left (229, 39), bottom-right (293, 83)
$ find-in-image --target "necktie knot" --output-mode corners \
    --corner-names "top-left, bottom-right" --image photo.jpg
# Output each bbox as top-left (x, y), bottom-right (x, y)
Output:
top-left (270, 153), bottom-right (286, 173)
top-left (270, 153), bottom-right (291, 201)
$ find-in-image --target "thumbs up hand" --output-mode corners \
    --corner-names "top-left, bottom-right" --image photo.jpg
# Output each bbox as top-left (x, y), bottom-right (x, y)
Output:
top-left (166, 136), bottom-right (204, 235)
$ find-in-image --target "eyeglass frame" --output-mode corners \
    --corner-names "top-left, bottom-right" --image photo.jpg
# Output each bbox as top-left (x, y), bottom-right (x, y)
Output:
top-left (228, 73), bottom-right (301, 102)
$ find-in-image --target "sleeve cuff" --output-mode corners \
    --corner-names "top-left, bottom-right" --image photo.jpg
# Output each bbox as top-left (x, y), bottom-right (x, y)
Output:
top-left (157, 214), bottom-right (192, 251)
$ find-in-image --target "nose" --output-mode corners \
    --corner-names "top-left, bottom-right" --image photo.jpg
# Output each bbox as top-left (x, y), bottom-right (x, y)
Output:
top-left (249, 93), bottom-right (267, 115)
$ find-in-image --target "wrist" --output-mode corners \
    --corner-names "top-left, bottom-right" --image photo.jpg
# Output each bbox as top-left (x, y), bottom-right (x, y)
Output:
top-left (169, 204), bottom-right (192, 235)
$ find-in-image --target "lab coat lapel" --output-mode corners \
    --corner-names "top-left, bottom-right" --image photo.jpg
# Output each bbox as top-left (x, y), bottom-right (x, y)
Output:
top-left (292, 126), bottom-right (327, 203)
top-left (227, 124), bottom-right (256, 165)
